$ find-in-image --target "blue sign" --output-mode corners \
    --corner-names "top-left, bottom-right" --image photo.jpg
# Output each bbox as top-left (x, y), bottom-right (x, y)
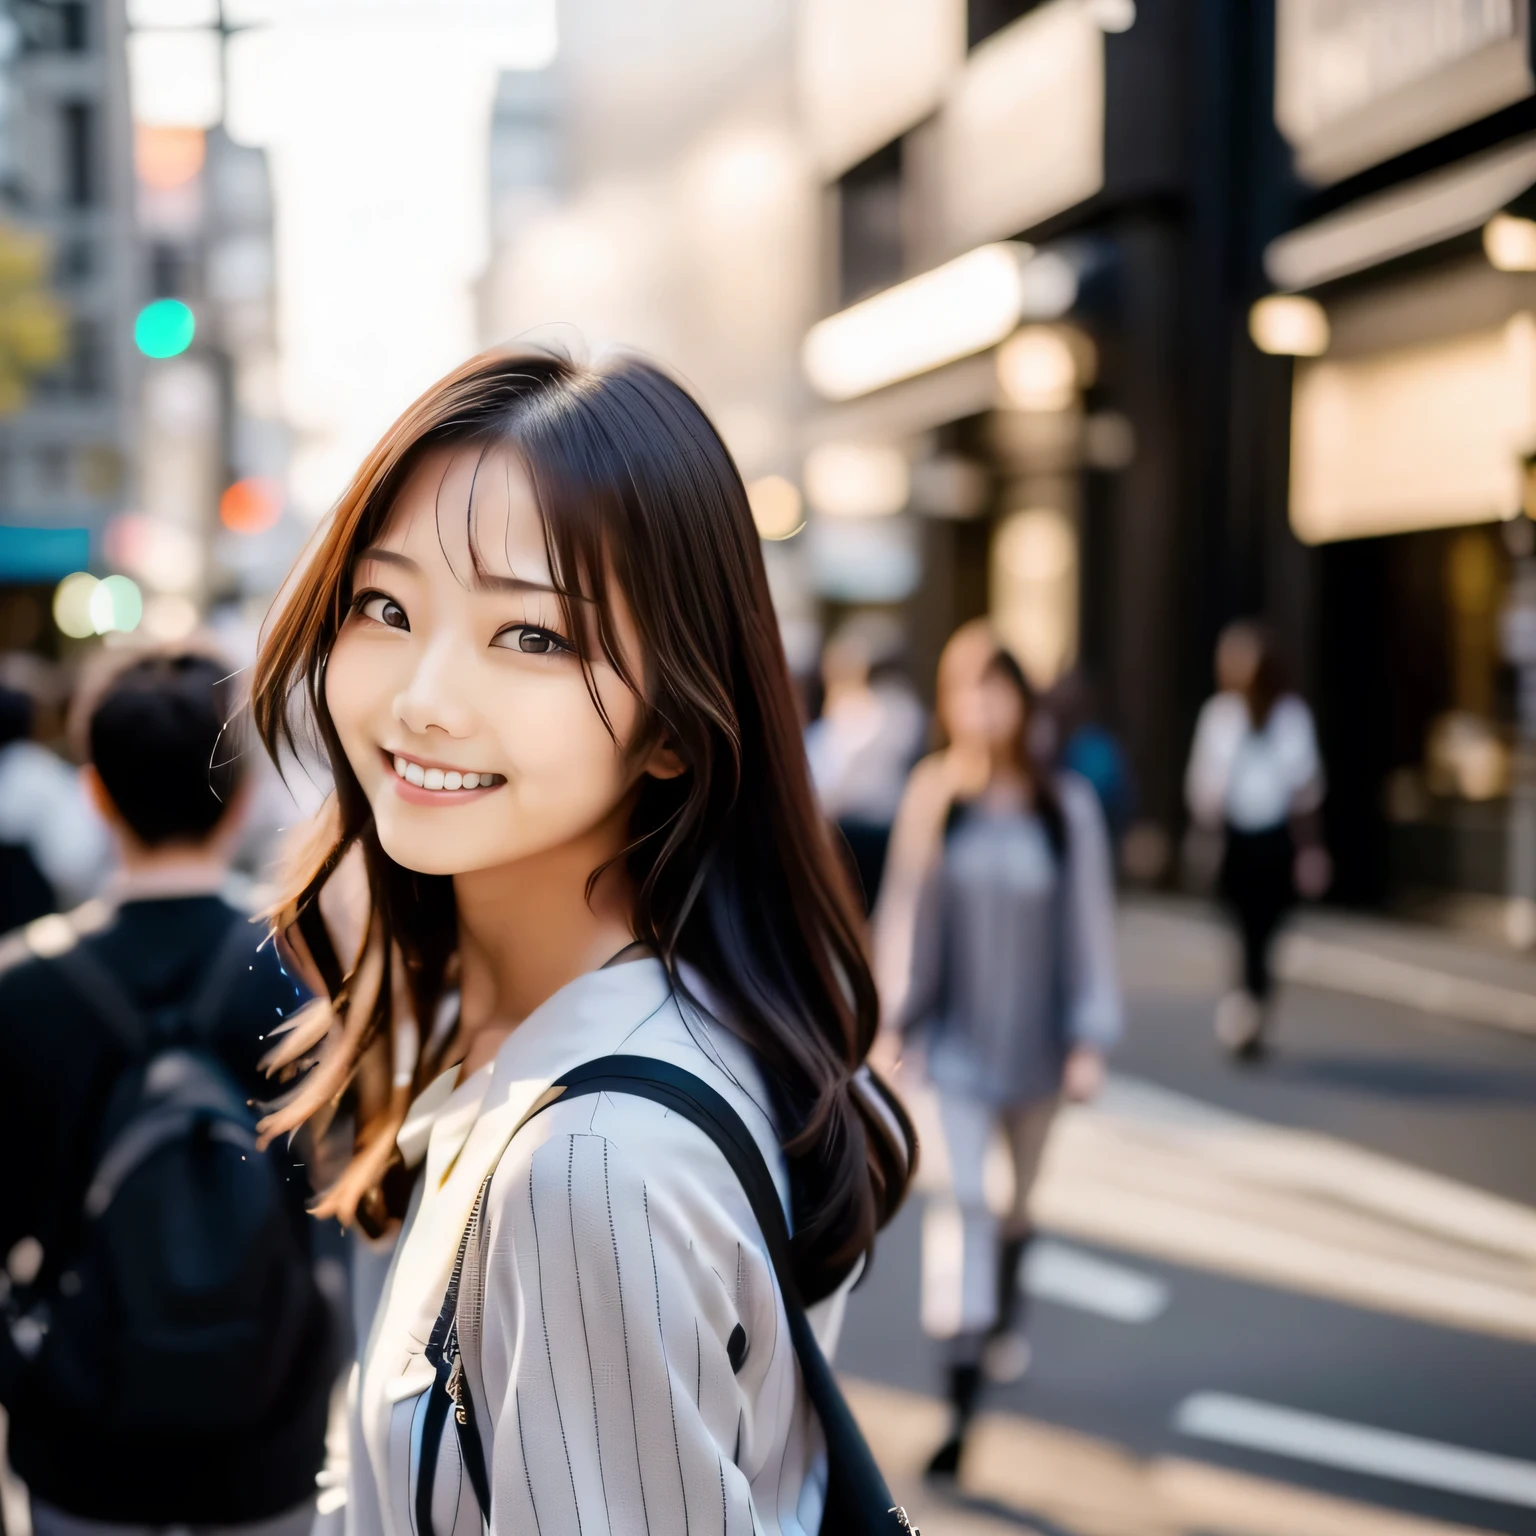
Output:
top-left (0, 524), bottom-right (92, 581)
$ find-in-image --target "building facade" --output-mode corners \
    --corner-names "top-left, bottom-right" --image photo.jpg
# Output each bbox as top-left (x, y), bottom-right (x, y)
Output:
top-left (0, 0), bottom-right (137, 652)
top-left (1252, 0), bottom-right (1536, 927)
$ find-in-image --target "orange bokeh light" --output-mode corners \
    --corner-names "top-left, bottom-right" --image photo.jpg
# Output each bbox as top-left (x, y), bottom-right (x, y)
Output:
top-left (135, 126), bottom-right (206, 192)
top-left (219, 478), bottom-right (283, 535)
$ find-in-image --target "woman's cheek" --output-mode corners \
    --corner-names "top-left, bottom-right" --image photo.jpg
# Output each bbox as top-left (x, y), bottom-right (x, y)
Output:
top-left (513, 686), bottom-right (633, 810)
top-left (325, 634), bottom-right (388, 771)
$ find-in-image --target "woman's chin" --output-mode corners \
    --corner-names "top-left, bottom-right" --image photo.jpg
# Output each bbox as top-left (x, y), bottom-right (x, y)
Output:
top-left (370, 810), bottom-right (494, 877)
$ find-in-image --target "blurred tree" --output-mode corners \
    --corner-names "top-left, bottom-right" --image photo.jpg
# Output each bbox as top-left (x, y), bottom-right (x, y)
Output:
top-left (0, 221), bottom-right (66, 413)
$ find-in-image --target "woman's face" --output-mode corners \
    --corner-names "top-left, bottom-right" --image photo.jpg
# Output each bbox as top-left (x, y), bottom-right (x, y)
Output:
top-left (324, 446), bottom-right (670, 877)
top-left (949, 663), bottom-right (1026, 753)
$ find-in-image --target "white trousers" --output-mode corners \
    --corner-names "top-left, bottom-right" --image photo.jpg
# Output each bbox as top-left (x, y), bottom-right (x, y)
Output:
top-left (925, 1090), bottom-right (1058, 1338)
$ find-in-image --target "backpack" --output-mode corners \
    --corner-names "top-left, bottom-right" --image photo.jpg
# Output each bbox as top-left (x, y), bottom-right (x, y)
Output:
top-left (417, 1055), bottom-right (913, 1536)
top-left (7, 921), bottom-right (324, 1434)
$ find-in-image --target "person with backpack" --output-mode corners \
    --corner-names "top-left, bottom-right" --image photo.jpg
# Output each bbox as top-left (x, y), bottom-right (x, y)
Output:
top-left (0, 651), bottom-right (337, 1536)
top-left (248, 349), bottom-right (917, 1535)
top-left (892, 631), bottom-right (1122, 1482)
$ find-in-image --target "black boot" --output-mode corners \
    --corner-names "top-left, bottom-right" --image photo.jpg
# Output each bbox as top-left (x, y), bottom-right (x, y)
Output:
top-left (924, 1361), bottom-right (983, 1481)
top-left (991, 1232), bottom-right (1031, 1338)
top-left (980, 1232), bottom-right (1034, 1383)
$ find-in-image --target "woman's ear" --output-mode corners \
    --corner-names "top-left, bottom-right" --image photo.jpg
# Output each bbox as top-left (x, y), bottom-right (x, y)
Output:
top-left (642, 736), bottom-right (688, 781)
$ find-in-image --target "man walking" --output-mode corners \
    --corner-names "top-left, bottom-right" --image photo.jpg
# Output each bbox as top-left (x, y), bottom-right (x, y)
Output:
top-left (0, 651), bottom-right (335, 1536)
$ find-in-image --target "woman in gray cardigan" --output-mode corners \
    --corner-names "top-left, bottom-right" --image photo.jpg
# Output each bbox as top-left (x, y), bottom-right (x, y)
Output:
top-left (899, 641), bottom-right (1122, 1480)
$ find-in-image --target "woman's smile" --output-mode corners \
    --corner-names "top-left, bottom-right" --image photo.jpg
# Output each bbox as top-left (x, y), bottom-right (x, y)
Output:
top-left (381, 748), bottom-right (506, 804)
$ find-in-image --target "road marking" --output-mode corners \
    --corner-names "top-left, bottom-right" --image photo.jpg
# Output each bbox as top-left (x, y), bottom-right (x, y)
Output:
top-left (1023, 1239), bottom-right (1169, 1322)
top-left (1174, 1392), bottom-right (1536, 1509)
top-left (1279, 934), bottom-right (1536, 1035)
top-left (845, 1378), bottom-right (1505, 1536)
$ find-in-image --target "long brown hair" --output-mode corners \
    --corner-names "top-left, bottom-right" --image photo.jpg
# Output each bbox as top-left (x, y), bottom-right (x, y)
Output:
top-left (941, 640), bottom-right (1066, 857)
top-left (252, 348), bottom-right (914, 1301)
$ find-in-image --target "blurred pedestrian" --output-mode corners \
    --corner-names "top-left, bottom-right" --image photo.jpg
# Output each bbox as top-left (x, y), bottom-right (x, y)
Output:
top-left (873, 617), bottom-right (997, 1023)
top-left (893, 632), bottom-right (1122, 1482)
top-left (805, 615), bottom-right (926, 910)
top-left (1185, 621), bottom-right (1328, 1060)
top-left (0, 680), bottom-right (110, 934)
top-left (0, 651), bottom-right (336, 1536)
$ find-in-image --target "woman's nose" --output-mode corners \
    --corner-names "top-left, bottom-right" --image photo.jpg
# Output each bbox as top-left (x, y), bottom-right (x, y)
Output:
top-left (393, 637), bottom-right (477, 739)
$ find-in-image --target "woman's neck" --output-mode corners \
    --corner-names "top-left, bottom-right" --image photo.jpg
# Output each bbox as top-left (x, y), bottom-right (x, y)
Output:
top-left (977, 752), bottom-right (1032, 811)
top-left (450, 808), bottom-right (638, 1075)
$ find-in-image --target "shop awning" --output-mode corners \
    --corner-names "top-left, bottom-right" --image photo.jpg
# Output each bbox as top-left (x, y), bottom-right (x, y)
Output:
top-left (801, 351), bottom-right (999, 448)
top-left (1265, 134), bottom-right (1536, 292)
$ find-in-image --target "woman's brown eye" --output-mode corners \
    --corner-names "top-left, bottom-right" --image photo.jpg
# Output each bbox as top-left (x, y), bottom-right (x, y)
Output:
top-left (493, 624), bottom-right (567, 654)
top-left (359, 594), bottom-right (408, 630)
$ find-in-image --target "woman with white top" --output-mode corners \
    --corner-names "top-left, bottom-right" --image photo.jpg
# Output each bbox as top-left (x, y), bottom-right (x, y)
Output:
top-left (249, 349), bottom-right (915, 1536)
top-left (1185, 621), bottom-right (1328, 1059)
top-left (890, 634), bottom-right (1121, 1481)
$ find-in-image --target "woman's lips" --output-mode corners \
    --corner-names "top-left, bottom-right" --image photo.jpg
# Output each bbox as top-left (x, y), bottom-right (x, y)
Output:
top-left (382, 749), bottom-right (505, 805)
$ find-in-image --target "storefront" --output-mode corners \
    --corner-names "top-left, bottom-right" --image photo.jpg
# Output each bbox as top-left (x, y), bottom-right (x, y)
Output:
top-left (1262, 0), bottom-right (1536, 921)
top-left (789, 0), bottom-right (1191, 847)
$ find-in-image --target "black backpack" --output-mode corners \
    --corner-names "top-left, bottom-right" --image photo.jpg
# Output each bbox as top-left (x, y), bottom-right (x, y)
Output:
top-left (8, 921), bottom-right (324, 1434)
top-left (418, 1055), bottom-right (914, 1535)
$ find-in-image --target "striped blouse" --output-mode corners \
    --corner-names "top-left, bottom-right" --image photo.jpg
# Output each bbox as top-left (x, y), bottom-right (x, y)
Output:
top-left (348, 957), bottom-right (852, 1536)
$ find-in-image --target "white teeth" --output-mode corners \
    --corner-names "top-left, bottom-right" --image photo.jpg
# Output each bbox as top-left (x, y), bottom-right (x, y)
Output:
top-left (393, 756), bottom-right (497, 791)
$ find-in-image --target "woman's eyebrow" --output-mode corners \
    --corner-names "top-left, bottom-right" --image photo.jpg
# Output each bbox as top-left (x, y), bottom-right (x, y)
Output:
top-left (357, 547), bottom-right (417, 572)
top-left (358, 545), bottom-right (569, 598)
top-left (474, 571), bottom-right (566, 597)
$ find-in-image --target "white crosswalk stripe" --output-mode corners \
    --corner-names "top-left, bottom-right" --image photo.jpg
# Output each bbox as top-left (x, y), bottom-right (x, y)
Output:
top-left (1175, 1392), bottom-right (1536, 1509)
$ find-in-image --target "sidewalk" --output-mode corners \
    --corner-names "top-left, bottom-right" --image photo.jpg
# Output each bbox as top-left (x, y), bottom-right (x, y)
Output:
top-left (847, 1379), bottom-right (1508, 1536)
top-left (1124, 896), bottom-right (1536, 1037)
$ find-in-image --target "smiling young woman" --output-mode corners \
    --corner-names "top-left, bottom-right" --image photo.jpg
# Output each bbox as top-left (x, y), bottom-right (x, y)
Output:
top-left (250, 349), bottom-right (914, 1535)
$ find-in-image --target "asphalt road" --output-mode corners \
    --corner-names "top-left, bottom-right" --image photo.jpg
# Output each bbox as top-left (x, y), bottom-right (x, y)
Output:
top-left (838, 906), bottom-right (1536, 1535)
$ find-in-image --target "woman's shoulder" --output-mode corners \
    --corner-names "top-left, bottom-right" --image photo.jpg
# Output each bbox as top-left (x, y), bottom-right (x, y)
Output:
top-left (1269, 692), bottom-right (1316, 730)
top-left (1053, 767), bottom-right (1107, 825)
top-left (495, 972), bottom-right (787, 1229)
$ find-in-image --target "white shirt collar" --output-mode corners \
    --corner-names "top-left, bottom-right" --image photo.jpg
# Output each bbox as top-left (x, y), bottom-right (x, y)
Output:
top-left (369, 956), bottom-right (680, 1398)
top-left (396, 955), bottom-right (674, 1183)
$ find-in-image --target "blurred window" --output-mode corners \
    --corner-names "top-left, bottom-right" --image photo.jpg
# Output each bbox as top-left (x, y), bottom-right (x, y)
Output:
top-left (837, 139), bottom-right (904, 306)
top-left (35, 318), bottom-right (104, 401)
top-left (150, 240), bottom-right (191, 299)
top-left (61, 100), bottom-right (94, 207)
top-left (18, 0), bottom-right (87, 53)
top-left (55, 234), bottom-right (93, 285)
top-left (33, 445), bottom-right (68, 494)
top-left (967, 0), bottom-right (1037, 50)
top-left (61, 1), bottom-right (85, 50)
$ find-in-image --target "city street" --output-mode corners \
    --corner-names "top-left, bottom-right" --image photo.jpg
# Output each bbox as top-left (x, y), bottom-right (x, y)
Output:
top-left (840, 901), bottom-right (1536, 1536)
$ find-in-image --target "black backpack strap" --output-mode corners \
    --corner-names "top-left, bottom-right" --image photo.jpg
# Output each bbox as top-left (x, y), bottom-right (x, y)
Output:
top-left (40, 940), bottom-right (150, 1058)
top-left (420, 1054), bottom-right (901, 1536)
top-left (42, 912), bottom-right (260, 1057)
top-left (187, 917), bottom-right (265, 1038)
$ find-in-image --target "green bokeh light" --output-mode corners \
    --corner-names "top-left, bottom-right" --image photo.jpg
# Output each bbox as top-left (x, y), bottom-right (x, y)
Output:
top-left (134, 299), bottom-right (195, 359)
top-left (92, 574), bottom-right (143, 634)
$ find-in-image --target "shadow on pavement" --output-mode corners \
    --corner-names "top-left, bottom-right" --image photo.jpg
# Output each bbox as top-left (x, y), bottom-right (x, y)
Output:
top-left (1265, 1053), bottom-right (1536, 1104)
top-left (935, 1490), bottom-right (1087, 1535)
